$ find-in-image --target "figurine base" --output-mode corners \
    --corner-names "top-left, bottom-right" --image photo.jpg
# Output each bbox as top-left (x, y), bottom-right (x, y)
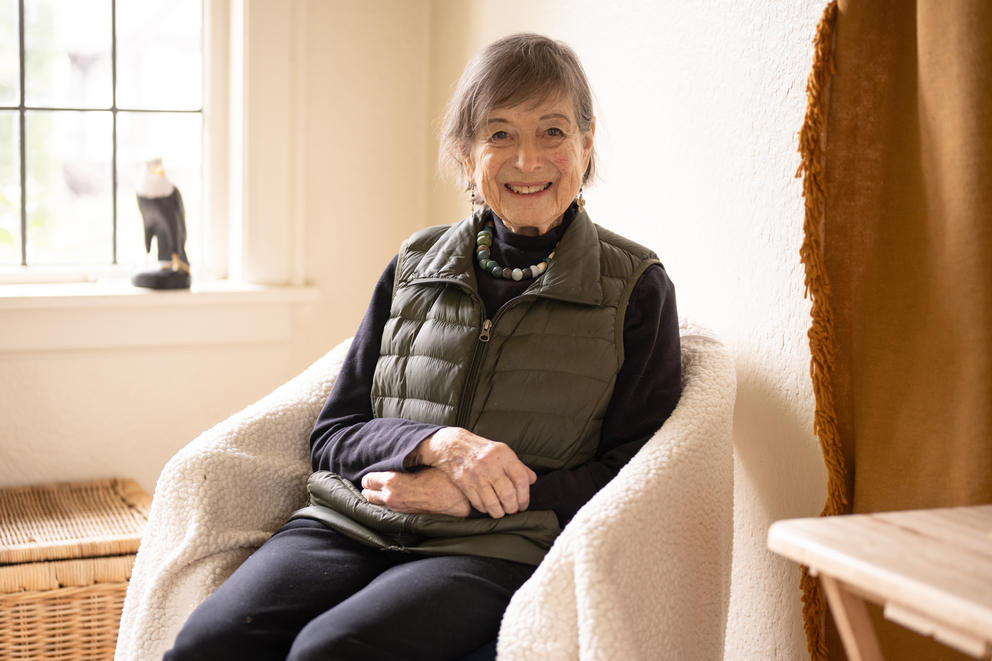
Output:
top-left (132, 269), bottom-right (191, 290)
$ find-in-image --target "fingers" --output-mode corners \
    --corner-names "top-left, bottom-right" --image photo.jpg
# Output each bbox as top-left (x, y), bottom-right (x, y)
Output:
top-left (493, 475), bottom-right (520, 513)
top-left (360, 470), bottom-right (472, 518)
top-left (467, 485), bottom-right (501, 519)
top-left (469, 479), bottom-right (516, 520)
top-left (454, 443), bottom-right (533, 518)
top-left (416, 427), bottom-right (537, 519)
top-left (360, 472), bottom-right (390, 507)
top-left (501, 460), bottom-right (536, 511)
top-left (360, 472), bottom-right (384, 490)
top-left (361, 471), bottom-right (411, 510)
top-left (362, 489), bottom-right (386, 507)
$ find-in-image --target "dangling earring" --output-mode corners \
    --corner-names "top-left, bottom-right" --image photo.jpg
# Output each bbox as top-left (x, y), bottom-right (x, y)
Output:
top-left (469, 184), bottom-right (480, 213)
top-left (577, 187), bottom-right (586, 210)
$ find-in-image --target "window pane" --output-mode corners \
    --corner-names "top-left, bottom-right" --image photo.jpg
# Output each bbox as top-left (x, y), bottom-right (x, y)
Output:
top-left (0, 0), bottom-right (17, 105)
top-left (24, 0), bottom-right (112, 108)
top-left (117, 111), bottom-right (201, 268)
top-left (0, 111), bottom-right (19, 264)
top-left (117, 0), bottom-right (202, 110)
top-left (25, 110), bottom-right (113, 265)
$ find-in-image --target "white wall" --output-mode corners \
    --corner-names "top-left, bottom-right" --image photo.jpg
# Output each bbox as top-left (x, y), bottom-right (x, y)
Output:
top-left (1, 329), bottom-right (290, 489)
top-left (293, 0), bottom-right (431, 367)
top-left (425, 1), bottom-right (828, 659)
top-left (2, 1), bottom-right (828, 657)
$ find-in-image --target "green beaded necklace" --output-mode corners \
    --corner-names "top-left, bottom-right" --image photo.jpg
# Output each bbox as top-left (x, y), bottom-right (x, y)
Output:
top-left (475, 222), bottom-right (555, 281)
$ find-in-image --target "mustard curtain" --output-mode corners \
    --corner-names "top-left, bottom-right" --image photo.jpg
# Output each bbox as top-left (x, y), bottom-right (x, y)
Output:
top-left (799, 1), bottom-right (992, 658)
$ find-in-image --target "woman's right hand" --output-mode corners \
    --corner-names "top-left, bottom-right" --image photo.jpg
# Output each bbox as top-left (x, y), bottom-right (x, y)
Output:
top-left (361, 469), bottom-right (471, 518)
top-left (407, 427), bottom-right (537, 519)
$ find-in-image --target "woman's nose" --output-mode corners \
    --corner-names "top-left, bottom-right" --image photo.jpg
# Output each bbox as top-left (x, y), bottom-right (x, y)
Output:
top-left (515, 138), bottom-right (542, 172)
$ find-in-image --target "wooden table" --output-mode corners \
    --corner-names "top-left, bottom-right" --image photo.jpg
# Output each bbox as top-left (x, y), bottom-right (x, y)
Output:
top-left (767, 505), bottom-right (992, 661)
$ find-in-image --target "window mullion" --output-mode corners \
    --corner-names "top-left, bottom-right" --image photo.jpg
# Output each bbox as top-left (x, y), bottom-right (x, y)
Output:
top-left (111, 0), bottom-right (119, 265)
top-left (18, 0), bottom-right (26, 266)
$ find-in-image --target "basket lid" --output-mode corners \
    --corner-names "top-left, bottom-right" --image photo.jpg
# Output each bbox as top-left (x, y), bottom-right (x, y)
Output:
top-left (0, 478), bottom-right (151, 564)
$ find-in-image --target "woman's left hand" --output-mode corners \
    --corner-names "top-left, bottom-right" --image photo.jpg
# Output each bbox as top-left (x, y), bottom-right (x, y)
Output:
top-left (361, 469), bottom-right (472, 517)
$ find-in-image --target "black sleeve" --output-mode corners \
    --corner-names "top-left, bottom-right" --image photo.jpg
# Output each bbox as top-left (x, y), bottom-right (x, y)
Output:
top-left (309, 256), bottom-right (443, 483)
top-left (526, 264), bottom-right (681, 526)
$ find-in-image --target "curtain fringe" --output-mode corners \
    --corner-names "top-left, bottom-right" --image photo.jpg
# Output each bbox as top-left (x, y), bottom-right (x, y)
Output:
top-left (796, 2), bottom-right (843, 660)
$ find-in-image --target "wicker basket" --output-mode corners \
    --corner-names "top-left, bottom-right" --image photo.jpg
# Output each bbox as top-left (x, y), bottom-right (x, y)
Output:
top-left (0, 478), bottom-right (151, 661)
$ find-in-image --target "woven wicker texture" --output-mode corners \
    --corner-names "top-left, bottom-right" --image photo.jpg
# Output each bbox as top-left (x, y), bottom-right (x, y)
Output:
top-left (0, 583), bottom-right (128, 660)
top-left (0, 478), bottom-right (150, 660)
top-left (0, 478), bottom-right (150, 564)
top-left (0, 555), bottom-right (135, 593)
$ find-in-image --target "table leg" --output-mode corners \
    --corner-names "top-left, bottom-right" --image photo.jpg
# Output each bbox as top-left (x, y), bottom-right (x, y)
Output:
top-left (820, 576), bottom-right (884, 661)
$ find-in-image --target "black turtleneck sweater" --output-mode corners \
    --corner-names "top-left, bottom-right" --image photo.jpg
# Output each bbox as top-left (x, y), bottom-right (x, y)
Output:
top-left (309, 208), bottom-right (681, 527)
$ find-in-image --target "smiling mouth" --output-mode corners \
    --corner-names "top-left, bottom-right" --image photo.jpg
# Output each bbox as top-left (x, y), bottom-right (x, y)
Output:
top-left (505, 182), bottom-right (552, 195)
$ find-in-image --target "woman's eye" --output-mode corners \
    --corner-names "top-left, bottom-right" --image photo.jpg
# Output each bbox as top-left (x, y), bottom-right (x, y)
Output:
top-left (546, 127), bottom-right (565, 137)
top-left (488, 130), bottom-right (510, 142)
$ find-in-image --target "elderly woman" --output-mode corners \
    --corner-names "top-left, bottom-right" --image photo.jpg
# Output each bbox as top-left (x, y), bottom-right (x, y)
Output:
top-left (167, 33), bottom-right (680, 661)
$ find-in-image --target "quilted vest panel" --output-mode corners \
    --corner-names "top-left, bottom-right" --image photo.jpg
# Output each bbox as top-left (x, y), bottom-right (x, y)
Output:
top-left (371, 209), bottom-right (660, 471)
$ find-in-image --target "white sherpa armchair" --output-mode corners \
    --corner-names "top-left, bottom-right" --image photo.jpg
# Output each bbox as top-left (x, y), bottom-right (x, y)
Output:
top-left (117, 319), bottom-right (736, 661)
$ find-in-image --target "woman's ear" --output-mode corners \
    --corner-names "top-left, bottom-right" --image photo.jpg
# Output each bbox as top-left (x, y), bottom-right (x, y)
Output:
top-left (582, 118), bottom-right (596, 172)
top-left (583, 118), bottom-right (596, 152)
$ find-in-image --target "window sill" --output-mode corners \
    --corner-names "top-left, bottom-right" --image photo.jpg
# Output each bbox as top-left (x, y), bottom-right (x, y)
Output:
top-left (0, 279), bottom-right (320, 308)
top-left (0, 280), bottom-right (321, 352)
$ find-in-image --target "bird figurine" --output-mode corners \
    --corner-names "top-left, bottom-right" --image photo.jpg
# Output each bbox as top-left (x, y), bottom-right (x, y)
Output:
top-left (132, 158), bottom-right (191, 289)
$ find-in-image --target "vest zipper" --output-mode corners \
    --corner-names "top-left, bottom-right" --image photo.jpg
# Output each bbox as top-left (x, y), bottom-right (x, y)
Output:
top-left (407, 277), bottom-right (535, 429)
top-left (455, 285), bottom-right (554, 427)
top-left (455, 317), bottom-right (491, 427)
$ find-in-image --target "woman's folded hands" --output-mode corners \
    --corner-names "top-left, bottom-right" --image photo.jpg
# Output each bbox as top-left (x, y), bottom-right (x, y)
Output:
top-left (361, 427), bottom-right (537, 519)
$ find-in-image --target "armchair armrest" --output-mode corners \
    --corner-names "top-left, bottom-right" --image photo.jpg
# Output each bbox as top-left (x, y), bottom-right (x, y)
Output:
top-left (497, 323), bottom-right (736, 660)
top-left (116, 339), bottom-right (352, 661)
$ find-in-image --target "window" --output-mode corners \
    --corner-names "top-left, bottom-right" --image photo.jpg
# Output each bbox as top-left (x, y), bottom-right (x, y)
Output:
top-left (0, 0), bottom-right (202, 276)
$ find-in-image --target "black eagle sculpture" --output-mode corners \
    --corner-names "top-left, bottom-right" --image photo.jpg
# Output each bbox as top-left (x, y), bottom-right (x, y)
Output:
top-left (132, 158), bottom-right (191, 289)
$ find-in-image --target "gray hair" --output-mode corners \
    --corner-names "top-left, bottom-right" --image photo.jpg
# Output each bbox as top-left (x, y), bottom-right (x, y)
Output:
top-left (438, 33), bottom-right (597, 190)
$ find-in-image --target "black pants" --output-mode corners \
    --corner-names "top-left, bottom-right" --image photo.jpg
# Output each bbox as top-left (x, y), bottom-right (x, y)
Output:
top-left (164, 518), bottom-right (535, 661)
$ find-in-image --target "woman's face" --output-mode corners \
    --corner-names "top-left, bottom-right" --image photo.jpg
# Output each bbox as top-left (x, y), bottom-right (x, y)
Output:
top-left (465, 96), bottom-right (594, 236)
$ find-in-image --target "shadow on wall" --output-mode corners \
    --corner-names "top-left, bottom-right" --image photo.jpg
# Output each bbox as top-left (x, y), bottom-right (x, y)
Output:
top-left (733, 359), bottom-right (825, 518)
top-left (723, 354), bottom-right (826, 660)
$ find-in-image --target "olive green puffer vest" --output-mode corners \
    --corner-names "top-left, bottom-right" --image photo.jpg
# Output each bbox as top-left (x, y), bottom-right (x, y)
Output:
top-left (294, 209), bottom-right (660, 565)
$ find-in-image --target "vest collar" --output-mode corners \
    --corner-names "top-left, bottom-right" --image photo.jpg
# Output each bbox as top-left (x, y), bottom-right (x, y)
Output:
top-left (411, 208), bottom-right (604, 306)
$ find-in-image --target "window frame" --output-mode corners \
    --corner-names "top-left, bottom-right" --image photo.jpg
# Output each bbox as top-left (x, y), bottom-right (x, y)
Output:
top-left (0, 0), bottom-right (219, 284)
top-left (2, 0), bottom-right (308, 291)
top-left (0, 0), bottom-right (317, 357)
